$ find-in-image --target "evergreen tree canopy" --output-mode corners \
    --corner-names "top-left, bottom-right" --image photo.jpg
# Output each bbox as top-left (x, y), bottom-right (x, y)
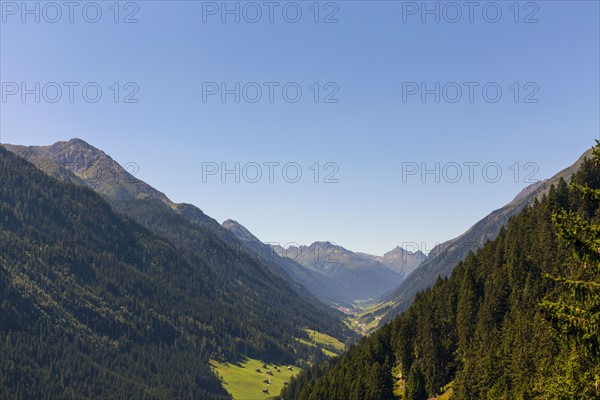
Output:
top-left (281, 144), bottom-right (600, 400)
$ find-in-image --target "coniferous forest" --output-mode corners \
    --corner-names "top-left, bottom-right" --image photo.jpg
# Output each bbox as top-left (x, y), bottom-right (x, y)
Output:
top-left (0, 146), bottom-right (350, 399)
top-left (3, 2), bottom-right (596, 399)
top-left (280, 146), bottom-right (600, 400)
top-left (3, 139), bottom-right (600, 399)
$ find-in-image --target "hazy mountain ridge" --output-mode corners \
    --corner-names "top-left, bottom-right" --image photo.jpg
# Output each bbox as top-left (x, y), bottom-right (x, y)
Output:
top-left (374, 148), bottom-right (594, 326)
top-left (358, 246), bottom-right (426, 280)
top-left (221, 222), bottom-right (426, 307)
top-left (222, 219), bottom-right (354, 307)
top-left (272, 241), bottom-right (406, 302)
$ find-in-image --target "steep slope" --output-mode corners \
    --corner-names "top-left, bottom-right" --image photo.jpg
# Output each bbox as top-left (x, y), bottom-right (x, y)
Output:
top-left (273, 242), bottom-right (404, 301)
top-left (0, 146), bottom-right (232, 399)
top-left (280, 148), bottom-right (600, 400)
top-left (222, 219), bottom-right (354, 307)
top-left (374, 148), bottom-right (593, 325)
top-left (4, 142), bottom-right (354, 349)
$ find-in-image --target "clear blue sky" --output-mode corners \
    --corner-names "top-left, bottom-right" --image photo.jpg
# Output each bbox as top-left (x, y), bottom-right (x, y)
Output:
top-left (1, 1), bottom-right (598, 255)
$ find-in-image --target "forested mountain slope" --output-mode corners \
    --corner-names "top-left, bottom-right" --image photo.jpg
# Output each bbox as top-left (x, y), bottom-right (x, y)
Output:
top-left (374, 148), bottom-right (593, 326)
top-left (0, 146), bottom-right (230, 399)
top-left (5, 140), bottom-right (352, 339)
top-left (0, 146), bottom-right (345, 399)
top-left (280, 151), bottom-right (600, 400)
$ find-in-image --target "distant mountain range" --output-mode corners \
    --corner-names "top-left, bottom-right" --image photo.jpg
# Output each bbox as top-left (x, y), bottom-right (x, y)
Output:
top-left (222, 219), bottom-right (429, 306)
top-left (222, 219), bottom-right (354, 307)
top-left (271, 242), bottom-right (404, 302)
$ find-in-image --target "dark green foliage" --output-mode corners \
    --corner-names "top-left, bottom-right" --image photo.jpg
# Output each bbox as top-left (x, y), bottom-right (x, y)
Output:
top-left (0, 147), bottom-right (349, 399)
top-left (280, 326), bottom-right (396, 400)
top-left (540, 142), bottom-right (600, 356)
top-left (405, 363), bottom-right (426, 400)
top-left (379, 148), bottom-right (592, 326)
top-left (281, 147), bottom-right (600, 399)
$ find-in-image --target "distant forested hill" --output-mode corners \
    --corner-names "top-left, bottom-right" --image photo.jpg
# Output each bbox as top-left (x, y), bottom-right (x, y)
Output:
top-left (280, 151), bottom-right (600, 400)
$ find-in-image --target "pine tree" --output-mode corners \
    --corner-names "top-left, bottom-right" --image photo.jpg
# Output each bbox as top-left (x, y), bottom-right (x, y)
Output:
top-left (541, 141), bottom-right (600, 357)
top-left (405, 363), bottom-right (427, 400)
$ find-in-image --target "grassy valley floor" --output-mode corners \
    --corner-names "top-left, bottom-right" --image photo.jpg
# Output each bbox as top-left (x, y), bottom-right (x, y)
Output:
top-left (210, 358), bottom-right (302, 400)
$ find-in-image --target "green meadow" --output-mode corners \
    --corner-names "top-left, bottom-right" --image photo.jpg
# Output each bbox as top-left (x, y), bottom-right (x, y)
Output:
top-left (210, 358), bottom-right (301, 400)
